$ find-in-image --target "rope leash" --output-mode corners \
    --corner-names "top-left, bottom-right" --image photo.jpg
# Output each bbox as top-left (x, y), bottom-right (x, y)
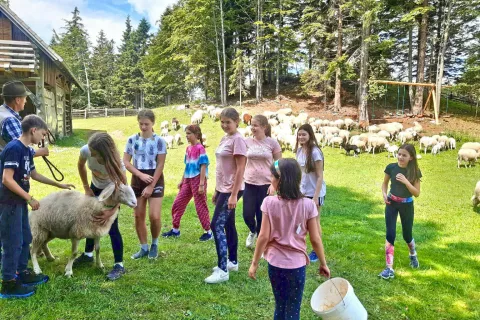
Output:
top-left (38, 129), bottom-right (64, 182)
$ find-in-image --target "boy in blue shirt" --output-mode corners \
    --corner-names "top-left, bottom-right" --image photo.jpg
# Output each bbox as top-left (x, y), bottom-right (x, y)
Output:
top-left (0, 115), bottom-right (74, 299)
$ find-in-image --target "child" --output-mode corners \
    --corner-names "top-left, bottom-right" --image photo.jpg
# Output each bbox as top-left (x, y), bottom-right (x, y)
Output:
top-left (162, 124), bottom-right (212, 241)
top-left (205, 108), bottom-right (247, 284)
top-left (243, 115), bottom-right (282, 249)
top-left (295, 124), bottom-right (326, 262)
top-left (379, 144), bottom-right (421, 280)
top-left (0, 115), bottom-right (74, 299)
top-left (248, 159), bottom-right (330, 320)
top-left (74, 132), bottom-right (128, 280)
top-left (124, 109), bottom-right (167, 260)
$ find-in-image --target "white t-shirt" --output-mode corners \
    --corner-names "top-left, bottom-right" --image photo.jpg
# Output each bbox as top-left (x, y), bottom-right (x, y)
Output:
top-left (296, 146), bottom-right (326, 198)
top-left (79, 144), bottom-right (126, 189)
top-left (124, 133), bottom-right (167, 170)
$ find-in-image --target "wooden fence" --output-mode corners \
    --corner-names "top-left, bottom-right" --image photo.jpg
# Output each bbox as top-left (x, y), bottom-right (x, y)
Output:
top-left (72, 108), bottom-right (140, 119)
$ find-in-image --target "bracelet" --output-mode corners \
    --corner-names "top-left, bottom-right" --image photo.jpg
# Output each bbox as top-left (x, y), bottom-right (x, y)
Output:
top-left (27, 196), bottom-right (35, 204)
top-left (199, 184), bottom-right (204, 186)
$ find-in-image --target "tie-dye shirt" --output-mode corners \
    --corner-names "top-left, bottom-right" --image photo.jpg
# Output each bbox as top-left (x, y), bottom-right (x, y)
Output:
top-left (125, 133), bottom-right (167, 170)
top-left (184, 143), bottom-right (209, 178)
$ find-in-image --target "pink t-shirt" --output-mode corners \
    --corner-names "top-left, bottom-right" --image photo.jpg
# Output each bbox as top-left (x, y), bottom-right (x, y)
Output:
top-left (244, 137), bottom-right (282, 186)
top-left (260, 196), bottom-right (318, 269)
top-left (215, 132), bottom-right (247, 193)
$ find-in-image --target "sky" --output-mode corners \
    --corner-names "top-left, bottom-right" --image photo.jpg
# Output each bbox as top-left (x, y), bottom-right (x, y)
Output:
top-left (8, 0), bottom-right (178, 48)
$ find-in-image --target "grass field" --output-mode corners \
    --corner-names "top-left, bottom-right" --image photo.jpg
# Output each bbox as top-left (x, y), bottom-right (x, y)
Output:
top-left (0, 106), bottom-right (479, 320)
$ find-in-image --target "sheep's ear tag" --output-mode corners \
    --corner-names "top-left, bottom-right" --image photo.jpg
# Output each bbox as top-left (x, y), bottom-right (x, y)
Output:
top-left (98, 183), bottom-right (116, 202)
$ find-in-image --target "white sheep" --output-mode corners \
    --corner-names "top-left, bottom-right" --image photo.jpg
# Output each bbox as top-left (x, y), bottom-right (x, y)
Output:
top-left (367, 136), bottom-right (388, 154)
top-left (277, 108), bottom-right (293, 116)
top-left (472, 181), bottom-right (480, 207)
top-left (329, 136), bottom-right (343, 148)
top-left (30, 183), bottom-right (137, 277)
top-left (385, 143), bottom-right (399, 158)
top-left (160, 120), bottom-right (169, 130)
top-left (398, 131), bottom-right (414, 144)
top-left (431, 143), bottom-right (442, 156)
top-left (344, 118), bottom-right (354, 130)
top-left (447, 138), bottom-right (456, 150)
top-left (174, 133), bottom-right (181, 146)
top-left (161, 128), bottom-right (169, 137)
top-left (457, 149), bottom-right (479, 168)
top-left (461, 142), bottom-right (480, 152)
top-left (202, 134), bottom-right (208, 147)
top-left (268, 119), bottom-right (279, 127)
top-left (368, 125), bottom-right (380, 134)
top-left (419, 136), bottom-right (437, 154)
top-left (164, 135), bottom-right (174, 149)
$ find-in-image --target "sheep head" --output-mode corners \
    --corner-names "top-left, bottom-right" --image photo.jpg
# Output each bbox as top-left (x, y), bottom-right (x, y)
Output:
top-left (98, 183), bottom-right (137, 209)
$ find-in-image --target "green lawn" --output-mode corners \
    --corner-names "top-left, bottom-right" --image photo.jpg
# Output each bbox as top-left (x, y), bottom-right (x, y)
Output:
top-left (0, 106), bottom-right (479, 319)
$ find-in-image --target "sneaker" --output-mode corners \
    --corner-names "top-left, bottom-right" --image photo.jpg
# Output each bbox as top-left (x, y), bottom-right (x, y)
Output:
top-left (245, 232), bottom-right (256, 249)
top-left (378, 267), bottom-right (395, 279)
top-left (212, 260), bottom-right (238, 272)
top-left (148, 244), bottom-right (158, 260)
top-left (0, 279), bottom-right (35, 299)
top-left (205, 268), bottom-right (229, 284)
top-left (199, 232), bottom-right (213, 242)
top-left (409, 255), bottom-right (420, 268)
top-left (106, 264), bottom-right (126, 281)
top-left (162, 229), bottom-right (180, 238)
top-left (309, 251), bottom-right (319, 262)
top-left (17, 269), bottom-right (49, 286)
top-left (131, 248), bottom-right (149, 260)
top-left (73, 253), bottom-right (94, 266)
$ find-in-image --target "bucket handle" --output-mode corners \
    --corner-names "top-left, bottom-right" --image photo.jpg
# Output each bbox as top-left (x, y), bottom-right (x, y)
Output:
top-left (328, 278), bottom-right (346, 308)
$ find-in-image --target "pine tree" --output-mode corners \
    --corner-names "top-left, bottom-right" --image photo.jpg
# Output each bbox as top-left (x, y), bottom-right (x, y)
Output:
top-left (90, 30), bottom-right (116, 107)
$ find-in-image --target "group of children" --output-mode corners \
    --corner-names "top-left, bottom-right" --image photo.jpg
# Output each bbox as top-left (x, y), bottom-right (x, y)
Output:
top-left (0, 81), bottom-right (423, 319)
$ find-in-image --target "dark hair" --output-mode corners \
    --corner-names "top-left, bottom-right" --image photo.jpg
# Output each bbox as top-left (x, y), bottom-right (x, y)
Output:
top-left (253, 114), bottom-right (271, 137)
top-left (88, 132), bottom-right (127, 186)
top-left (4, 96), bottom-right (17, 104)
top-left (220, 108), bottom-right (240, 123)
top-left (137, 109), bottom-right (155, 124)
top-left (21, 115), bottom-right (47, 133)
top-left (399, 144), bottom-right (421, 183)
top-left (270, 158), bottom-right (303, 200)
top-left (295, 124), bottom-right (323, 173)
top-left (186, 124), bottom-right (204, 147)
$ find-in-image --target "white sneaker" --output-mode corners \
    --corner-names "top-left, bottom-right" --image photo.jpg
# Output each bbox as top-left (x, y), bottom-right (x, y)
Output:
top-left (205, 268), bottom-right (229, 284)
top-left (212, 260), bottom-right (238, 272)
top-left (246, 232), bottom-right (256, 248)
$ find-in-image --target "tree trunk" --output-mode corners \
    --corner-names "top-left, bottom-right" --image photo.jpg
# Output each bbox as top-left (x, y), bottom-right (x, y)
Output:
top-left (275, 0), bottom-right (283, 97)
top-left (435, 0), bottom-right (455, 117)
top-left (220, 0), bottom-right (227, 106)
top-left (408, 27), bottom-right (415, 109)
top-left (358, 13), bottom-right (371, 123)
top-left (413, 0), bottom-right (429, 115)
top-left (213, 10), bottom-right (224, 105)
top-left (431, 0), bottom-right (444, 83)
top-left (334, 0), bottom-right (343, 112)
top-left (256, 0), bottom-right (263, 102)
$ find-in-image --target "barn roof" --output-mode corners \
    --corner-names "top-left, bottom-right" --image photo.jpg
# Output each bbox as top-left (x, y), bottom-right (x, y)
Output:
top-left (0, 3), bottom-right (84, 90)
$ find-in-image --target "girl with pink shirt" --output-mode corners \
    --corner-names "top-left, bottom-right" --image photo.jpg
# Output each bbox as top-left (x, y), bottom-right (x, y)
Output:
top-left (243, 115), bottom-right (282, 249)
top-left (205, 108), bottom-right (247, 284)
top-left (249, 159), bottom-right (330, 320)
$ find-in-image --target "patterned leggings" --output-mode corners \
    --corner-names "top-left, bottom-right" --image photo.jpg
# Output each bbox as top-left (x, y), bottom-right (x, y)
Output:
top-left (211, 191), bottom-right (243, 272)
top-left (171, 175), bottom-right (210, 230)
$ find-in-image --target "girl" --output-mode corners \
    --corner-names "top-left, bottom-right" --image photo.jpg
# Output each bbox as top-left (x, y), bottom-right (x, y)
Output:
top-left (124, 109), bottom-right (167, 260)
top-left (295, 123), bottom-right (326, 262)
top-left (205, 108), bottom-right (247, 284)
top-left (162, 125), bottom-right (212, 241)
top-left (76, 132), bottom-right (128, 280)
top-left (379, 143), bottom-right (421, 280)
top-left (248, 159), bottom-right (330, 320)
top-left (243, 115), bottom-right (282, 249)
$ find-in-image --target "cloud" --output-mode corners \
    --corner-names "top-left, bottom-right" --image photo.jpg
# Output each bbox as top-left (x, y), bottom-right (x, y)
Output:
top-left (8, 0), bottom-right (136, 48)
top-left (126, 0), bottom-right (177, 26)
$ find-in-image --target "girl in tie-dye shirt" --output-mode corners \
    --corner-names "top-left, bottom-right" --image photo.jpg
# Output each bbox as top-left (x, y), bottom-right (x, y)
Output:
top-left (163, 125), bottom-right (212, 241)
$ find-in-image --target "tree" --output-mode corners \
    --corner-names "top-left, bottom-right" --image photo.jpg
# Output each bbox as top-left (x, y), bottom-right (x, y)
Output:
top-left (333, 0), bottom-right (343, 112)
top-left (90, 30), bottom-right (115, 107)
top-left (255, 0), bottom-right (264, 102)
top-left (413, 0), bottom-right (429, 115)
top-left (229, 49), bottom-right (248, 106)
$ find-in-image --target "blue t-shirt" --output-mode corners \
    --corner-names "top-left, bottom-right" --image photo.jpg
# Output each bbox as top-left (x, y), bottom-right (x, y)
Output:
top-left (0, 139), bottom-right (35, 204)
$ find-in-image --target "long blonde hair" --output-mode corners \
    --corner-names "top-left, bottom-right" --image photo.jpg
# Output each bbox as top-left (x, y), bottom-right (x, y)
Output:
top-left (88, 132), bottom-right (126, 186)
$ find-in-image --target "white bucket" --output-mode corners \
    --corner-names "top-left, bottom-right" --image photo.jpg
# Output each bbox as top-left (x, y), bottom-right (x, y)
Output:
top-left (310, 277), bottom-right (368, 320)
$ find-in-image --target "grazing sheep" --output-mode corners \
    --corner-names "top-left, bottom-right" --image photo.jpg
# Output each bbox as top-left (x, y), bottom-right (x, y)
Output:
top-left (30, 183), bottom-right (137, 277)
top-left (431, 143), bottom-right (442, 156)
top-left (368, 125), bottom-right (380, 134)
top-left (338, 130), bottom-right (350, 142)
top-left (413, 121), bottom-right (423, 133)
top-left (377, 130), bottom-right (391, 140)
top-left (277, 108), bottom-right (293, 116)
top-left (344, 118), bottom-right (354, 130)
top-left (419, 136), bottom-right (437, 154)
top-left (457, 149), bottom-right (479, 168)
top-left (472, 181), bottom-right (480, 207)
top-left (268, 119), bottom-right (279, 127)
top-left (160, 120), bottom-right (169, 130)
top-left (385, 143), bottom-right (399, 158)
top-left (171, 118), bottom-right (180, 130)
top-left (164, 135), bottom-right (174, 149)
top-left (352, 140), bottom-right (366, 151)
top-left (263, 111), bottom-right (277, 119)
top-left (161, 128), bottom-right (169, 137)
top-left (398, 131), bottom-right (414, 144)
top-left (341, 142), bottom-right (361, 157)
top-left (329, 136), bottom-right (344, 148)
top-left (367, 136), bottom-right (388, 154)
top-left (447, 138), bottom-right (456, 150)
top-left (461, 142), bottom-right (480, 152)
top-left (174, 133), bottom-right (182, 146)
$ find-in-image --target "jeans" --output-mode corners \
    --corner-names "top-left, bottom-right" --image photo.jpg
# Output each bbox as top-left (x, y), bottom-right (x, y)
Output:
top-left (242, 183), bottom-right (269, 234)
top-left (211, 191), bottom-right (243, 272)
top-left (268, 264), bottom-right (306, 320)
top-left (0, 203), bottom-right (31, 281)
top-left (84, 184), bottom-right (124, 263)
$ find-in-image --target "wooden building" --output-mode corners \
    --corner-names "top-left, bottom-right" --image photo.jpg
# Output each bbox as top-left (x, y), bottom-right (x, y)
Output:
top-left (0, 3), bottom-right (84, 137)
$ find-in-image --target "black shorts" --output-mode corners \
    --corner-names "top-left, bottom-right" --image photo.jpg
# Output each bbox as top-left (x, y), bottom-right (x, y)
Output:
top-left (131, 169), bottom-right (164, 198)
top-left (306, 196), bottom-right (325, 207)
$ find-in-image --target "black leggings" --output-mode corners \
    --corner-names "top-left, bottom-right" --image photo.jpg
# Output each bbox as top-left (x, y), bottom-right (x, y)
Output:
top-left (85, 184), bottom-right (124, 263)
top-left (385, 200), bottom-right (414, 245)
top-left (242, 183), bottom-right (269, 234)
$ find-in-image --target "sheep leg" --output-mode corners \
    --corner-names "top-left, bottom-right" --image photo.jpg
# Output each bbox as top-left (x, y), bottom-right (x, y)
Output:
top-left (31, 245), bottom-right (42, 275)
top-left (94, 237), bottom-right (104, 270)
top-left (43, 242), bottom-right (56, 262)
top-left (65, 239), bottom-right (80, 277)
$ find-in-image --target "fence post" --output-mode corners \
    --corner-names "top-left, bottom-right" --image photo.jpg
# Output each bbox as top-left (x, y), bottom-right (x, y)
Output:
top-left (105, 108), bottom-right (108, 117)
top-left (84, 109), bottom-right (87, 119)
top-left (123, 108), bottom-right (126, 117)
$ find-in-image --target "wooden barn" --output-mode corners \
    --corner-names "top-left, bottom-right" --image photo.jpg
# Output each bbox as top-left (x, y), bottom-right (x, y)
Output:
top-left (0, 3), bottom-right (84, 137)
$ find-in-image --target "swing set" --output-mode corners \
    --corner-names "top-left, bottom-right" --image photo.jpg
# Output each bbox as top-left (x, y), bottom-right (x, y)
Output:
top-left (369, 80), bottom-right (452, 125)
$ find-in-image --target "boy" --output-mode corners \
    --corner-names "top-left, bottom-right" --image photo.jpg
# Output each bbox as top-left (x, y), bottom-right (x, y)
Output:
top-left (0, 115), bottom-right (74, 299)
